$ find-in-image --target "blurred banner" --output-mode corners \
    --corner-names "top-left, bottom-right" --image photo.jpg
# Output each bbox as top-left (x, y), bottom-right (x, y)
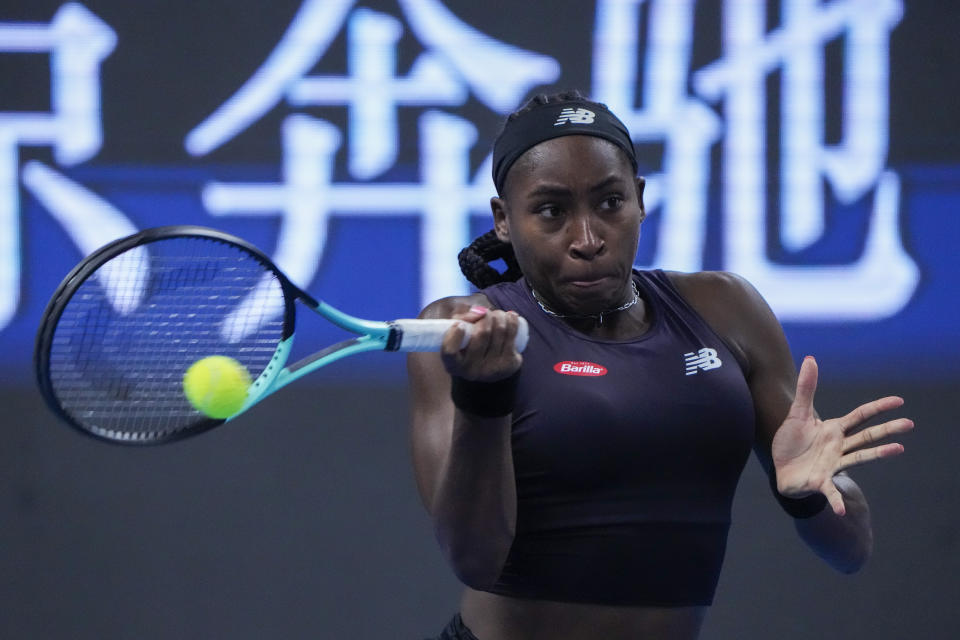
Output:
top-left (3, 0), bottom-right (957, 385)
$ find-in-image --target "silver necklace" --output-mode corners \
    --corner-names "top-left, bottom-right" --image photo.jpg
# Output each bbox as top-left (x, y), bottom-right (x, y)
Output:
top-left (531, 280), bottom-right (640, 326)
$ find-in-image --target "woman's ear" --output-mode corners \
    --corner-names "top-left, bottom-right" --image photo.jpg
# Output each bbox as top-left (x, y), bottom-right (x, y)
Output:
top-left (635, 177), bottom-right (647, 223)
top-left (491, 197), bottom-right (510, 243)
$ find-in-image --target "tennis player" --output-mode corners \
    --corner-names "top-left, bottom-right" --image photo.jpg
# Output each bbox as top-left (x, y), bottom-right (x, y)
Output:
top-left (408, 90), bottom-right (913, 640)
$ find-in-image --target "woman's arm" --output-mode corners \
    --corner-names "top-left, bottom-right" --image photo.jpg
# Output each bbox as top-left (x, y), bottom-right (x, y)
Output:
top-left (792, 471), bottom-right (873, 573)
top-left (669, 271), bottom-right (913, 573)
top-left (407, 296), bottom-right (523, 588)
top-left (767, 353), bottom-right (911, 571)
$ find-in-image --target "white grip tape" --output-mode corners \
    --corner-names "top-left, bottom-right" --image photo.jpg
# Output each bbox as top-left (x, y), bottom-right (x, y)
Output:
top-left (392, 316), bottom-right (529, 353)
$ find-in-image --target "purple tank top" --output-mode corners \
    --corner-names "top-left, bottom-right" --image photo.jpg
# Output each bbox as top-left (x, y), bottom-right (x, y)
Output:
top-left (481, 270), bottom-right (755, 606)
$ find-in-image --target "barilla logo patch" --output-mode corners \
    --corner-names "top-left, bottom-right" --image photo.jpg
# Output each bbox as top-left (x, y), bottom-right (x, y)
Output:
top-left (553, 361), bottom-right (608, 376)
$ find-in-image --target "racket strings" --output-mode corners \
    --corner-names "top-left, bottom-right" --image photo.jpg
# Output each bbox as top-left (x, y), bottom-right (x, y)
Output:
top-left (47, 237), bottom-right (288, 441)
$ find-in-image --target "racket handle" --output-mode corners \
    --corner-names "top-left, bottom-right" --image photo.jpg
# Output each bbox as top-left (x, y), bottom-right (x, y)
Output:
top-left (390, 316), bottom-right (529, 353)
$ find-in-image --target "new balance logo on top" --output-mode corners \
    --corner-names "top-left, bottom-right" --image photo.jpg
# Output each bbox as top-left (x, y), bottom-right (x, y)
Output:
top-left (684, 348), bottom-right (722, 375)
top-left (554, 107), bottom-right (595, 126)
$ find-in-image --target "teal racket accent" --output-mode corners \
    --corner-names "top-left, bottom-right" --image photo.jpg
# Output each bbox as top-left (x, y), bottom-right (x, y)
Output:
top-left (235, 308), bottom-right (390, 418)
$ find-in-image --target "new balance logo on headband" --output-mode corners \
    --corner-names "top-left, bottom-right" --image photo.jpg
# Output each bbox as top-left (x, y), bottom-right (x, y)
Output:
top-left (554, 107), bottom-right (596, 126)
top-left (684, 348), bottom-right (722, 375)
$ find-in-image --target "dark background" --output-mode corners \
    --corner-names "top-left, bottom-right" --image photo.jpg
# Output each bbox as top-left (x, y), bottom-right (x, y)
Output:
top-left (1, 383), bottom-right (953, 639)
top-left (2, 1), bottom-right (958, 638)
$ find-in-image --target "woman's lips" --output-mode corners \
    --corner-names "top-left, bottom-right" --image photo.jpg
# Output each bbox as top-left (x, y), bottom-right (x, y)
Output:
top-left (566, 275), bottom-right (614, 288)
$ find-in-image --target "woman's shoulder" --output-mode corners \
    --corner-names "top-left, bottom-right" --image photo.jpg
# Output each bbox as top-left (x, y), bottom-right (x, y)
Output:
top-left (661, 269), bottom-right (756, 300)
top-left (659, 270), bottom-right (783, 372)
top-left (418, 292), bottom-right (493, 320)
top-left (419, 277), bottom-right (530, 319)
top-left (659, 270), bottom-right (774, 317)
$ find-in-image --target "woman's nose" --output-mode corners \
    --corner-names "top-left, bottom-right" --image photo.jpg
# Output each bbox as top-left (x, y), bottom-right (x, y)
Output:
top-left (568, 216), bottom-right (605, 259)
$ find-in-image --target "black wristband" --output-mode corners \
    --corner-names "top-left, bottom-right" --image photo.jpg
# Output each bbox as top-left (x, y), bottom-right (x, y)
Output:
top-left (769, 474), bottom-right (828, 519)
top-left (450, 370), bottom-right (520, 418)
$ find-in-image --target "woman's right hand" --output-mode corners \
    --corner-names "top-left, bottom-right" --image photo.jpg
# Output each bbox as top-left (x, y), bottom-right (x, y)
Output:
top-left (441, 305), bottom-right (523, 382)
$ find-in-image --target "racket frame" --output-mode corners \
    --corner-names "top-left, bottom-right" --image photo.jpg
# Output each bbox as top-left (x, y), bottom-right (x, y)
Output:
top-left (34, 226), bottom-right (396, 443)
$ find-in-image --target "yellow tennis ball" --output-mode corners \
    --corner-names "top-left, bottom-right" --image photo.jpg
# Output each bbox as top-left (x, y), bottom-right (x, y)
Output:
top-left (182, 356), bottom-right (252, 419)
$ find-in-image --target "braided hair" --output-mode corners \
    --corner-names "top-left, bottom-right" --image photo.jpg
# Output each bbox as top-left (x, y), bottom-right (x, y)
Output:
top-left (458, 229), bottom-right (523, 289)
top-left (458, 90), bottom-right (590, 289)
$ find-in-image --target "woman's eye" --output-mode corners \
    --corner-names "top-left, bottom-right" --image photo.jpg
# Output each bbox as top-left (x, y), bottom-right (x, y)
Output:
top-left (536, 205), bottom-right (562, 218)
top-left (600, 196), bottom-right (624, 210)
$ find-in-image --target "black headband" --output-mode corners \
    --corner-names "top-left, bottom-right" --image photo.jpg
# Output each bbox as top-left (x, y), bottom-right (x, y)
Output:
top-left (492, 99), bottom-right (638, 195)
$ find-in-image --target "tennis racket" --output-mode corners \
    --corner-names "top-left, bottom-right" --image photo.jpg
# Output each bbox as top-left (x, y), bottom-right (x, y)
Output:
top-left (35, 225), bottom-right (528, 445)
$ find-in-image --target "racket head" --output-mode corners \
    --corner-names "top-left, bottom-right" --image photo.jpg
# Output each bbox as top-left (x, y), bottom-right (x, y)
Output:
top-left (34, 226), bottom-right (307, 445)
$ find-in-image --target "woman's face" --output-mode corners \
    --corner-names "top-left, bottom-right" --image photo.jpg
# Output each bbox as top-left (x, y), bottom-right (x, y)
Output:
top-left (492, 135), bottom-right (645, 316)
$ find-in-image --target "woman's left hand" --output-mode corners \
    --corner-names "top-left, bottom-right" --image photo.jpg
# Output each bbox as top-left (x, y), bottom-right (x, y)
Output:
top-left (771, 356), bottom-right (914, 516)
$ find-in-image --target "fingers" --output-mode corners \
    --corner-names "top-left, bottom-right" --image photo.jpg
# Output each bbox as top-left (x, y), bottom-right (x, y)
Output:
top-left (822, 479), bottom-right (847, 517)
top-left (461, 309), bottom-right (517, 359)
top-left (441, 320), bottom-right (470, 356)
top-left (842, 417), bottom-right (914, 452)
top-left (837, 395), bottom-right (905, 433)
top-left (790, 356), bottom-right (819, 418)
top-left (831, 409), bottom-right (912, 473)
top-left (456, 304), bottom-right (490, 325)
top-left (441, 307), bottom-right (522, 381)
top-left (441, 305), bottom-right (492, 356)
top-left (482, 309), bottom-right (513, 358)
top-left (836, 442), bottom-right (906, 473)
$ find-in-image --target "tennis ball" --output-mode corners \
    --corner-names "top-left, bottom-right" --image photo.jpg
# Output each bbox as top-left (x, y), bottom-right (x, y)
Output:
top-left (182, 356), bottom-right (252, 419)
